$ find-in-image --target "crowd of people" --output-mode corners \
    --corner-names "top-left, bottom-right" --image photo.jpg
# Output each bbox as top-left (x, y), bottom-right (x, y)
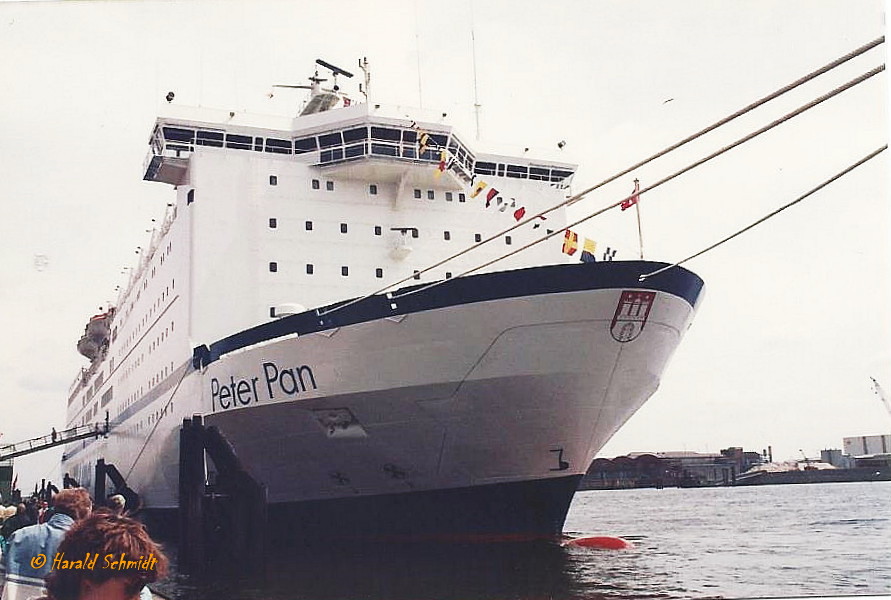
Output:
top-left (0, 488), bottom-right (167, 600)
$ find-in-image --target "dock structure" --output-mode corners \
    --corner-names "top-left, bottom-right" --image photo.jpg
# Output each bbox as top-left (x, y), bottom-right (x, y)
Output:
top-left (0, 423), bottom-right (107, 462)
top-left (178, 416), bottom-right (267, 576)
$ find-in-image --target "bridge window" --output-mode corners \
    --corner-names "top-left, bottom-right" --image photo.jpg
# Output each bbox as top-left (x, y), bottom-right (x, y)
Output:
top-left (342, 127), bottom-right (367, 143)
top-left (506, 164), bottom-right (528, 179)
top-left (294, 137), bottom-right (317, 154)
top-left (196, 130), bottom-right (224, 147)
top-left (319, 132), bottom-right (342, 148)
top-left (551, 169), bottom-right (574, 182)
top-left (163, 127), bottom-right (194, 143)
top-left (265, 138), bottom-right (292, 154)
top-left (372, 127), bottom-right (401, 141)
top-left (226, 134), bottom-right (252, 150)
top-left (475, 161), bottom-right (496, 176)
top-left (529, 167), bottom-right (550, 181)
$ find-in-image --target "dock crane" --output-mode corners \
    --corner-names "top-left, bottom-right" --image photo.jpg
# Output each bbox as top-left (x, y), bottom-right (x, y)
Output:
top-left (870, 376), bottom-right (891, 420)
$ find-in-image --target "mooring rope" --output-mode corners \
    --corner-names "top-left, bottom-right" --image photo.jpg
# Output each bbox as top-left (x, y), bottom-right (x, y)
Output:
top-left (637, 145), bottom-right (888, 281)
top-left (391, 64), bottom-right (885, 300)
top-left (317, 36), bottom-right (884, 317)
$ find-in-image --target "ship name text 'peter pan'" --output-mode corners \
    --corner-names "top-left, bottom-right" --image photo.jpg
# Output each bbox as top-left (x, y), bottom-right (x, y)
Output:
top-left (62, 59), bottom-right (704, 541)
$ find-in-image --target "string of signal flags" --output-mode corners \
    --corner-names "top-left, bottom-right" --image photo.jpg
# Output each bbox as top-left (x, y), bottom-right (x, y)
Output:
top-left (414, 122), bottom-right (634, 263)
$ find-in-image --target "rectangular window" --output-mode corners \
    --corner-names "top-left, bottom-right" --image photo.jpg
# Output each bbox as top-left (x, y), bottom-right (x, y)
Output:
top-left (374, 226), bottom-right (382, 236)
top-left (269, 175), bottom-right (277, 185)
top-left (443, 231), bottom-right (451, 240)
top-left (341, 266), bottom-right (349, 276)
top-left (445, 192), bottom-right (453, 201)
top-left (506, 164), bottom-right (528, 179)
top-left (269, 262), bottom-right (278, 272)
top-left (369, 184), bottom-right (378, 195)
top-left (371, 143), bottom-right (398, 156)
top-left (340, 223), bottom-right (348, 233)
top-left (372, 127), bottom-right (401, 141)
top-left (342, 127), bottom-right (367, 143)
top-left (505, 236), bottom-right (512, 245)
top-left (294, 137), bottom-right (318, 154)
top-left (413, 189), bottom-right (422, 199)
top-left (265, 138), bottom-right (292, 154)
top-left (411, 229), bottom-right (419, 239)
top-left (318, 132), bottom-right (343, 148)
top-left (162, 127), bottom-right (195, 143)
top-left (305, 221), bottom-right (313, 231)
top-left (269, 218), bottom-right (277, 228)
top-left (312, 179), bottom-right (320, 190)
top-left (196, 130), bottom-right (224, 147)
top-left (445, 272), bottom-right (452, 279)
top-left (326, 181), bottom-right (334, 191)
top-left (529, 167), bottom-right (550, 181)
top-left (376, 268), bottom-right (383, 278)
top-left (458, 193), bottom-right (466, 203)
top-left (306, 264), bottom-right (314, 275)
top-left (475, 233), bottom-right (482, 242)
top-left (226, 134), bottom-right (252, 150)
top-left (475, 161), bottom-right (497, 176)
top-left (270, 307), bottom-right (276, 318)
top-left (427, 190), bottom-right (434, 200)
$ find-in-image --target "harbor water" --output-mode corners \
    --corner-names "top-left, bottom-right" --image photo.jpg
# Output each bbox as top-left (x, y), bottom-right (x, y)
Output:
top-left (152, 481), bottom-right (890, 599)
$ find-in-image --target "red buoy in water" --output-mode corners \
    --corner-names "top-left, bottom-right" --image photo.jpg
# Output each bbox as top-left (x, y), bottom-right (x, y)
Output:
top-left (565, 536), bottom-right (634, 550)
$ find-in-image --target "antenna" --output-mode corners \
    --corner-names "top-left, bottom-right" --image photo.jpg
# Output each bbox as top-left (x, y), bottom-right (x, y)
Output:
top-left (358, 57), bottom-right (370, 101)
top-left (315, 59), bottom-right (354, 79)
top-left (470, 1), bottom-right (481, 140)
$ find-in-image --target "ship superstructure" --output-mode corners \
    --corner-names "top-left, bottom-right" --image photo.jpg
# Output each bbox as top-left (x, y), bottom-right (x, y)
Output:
top-left (63, 60), bottom-right (703, 540)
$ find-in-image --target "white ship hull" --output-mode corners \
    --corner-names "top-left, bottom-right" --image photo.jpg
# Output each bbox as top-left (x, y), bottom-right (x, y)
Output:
top-left (66, 260), bottom-right (702, 539)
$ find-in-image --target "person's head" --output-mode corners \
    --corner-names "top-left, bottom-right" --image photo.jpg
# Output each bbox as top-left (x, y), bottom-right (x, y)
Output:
top-left (50, 488), bottom-right (93, 521)
top-left (17, 503), bottom-right (26, 515)
top-left (44, 513), bottom-right (168, 600)
top-left (107, 495), bottom-right (126, 514)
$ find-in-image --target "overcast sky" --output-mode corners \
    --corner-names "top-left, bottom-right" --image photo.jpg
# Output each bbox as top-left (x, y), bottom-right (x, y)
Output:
top-left (0, 0), bottom-right (888, 489)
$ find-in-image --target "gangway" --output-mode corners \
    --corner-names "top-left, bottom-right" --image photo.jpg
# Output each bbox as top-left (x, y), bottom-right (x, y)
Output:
top-left (0, 422), bottom-right (107, 462)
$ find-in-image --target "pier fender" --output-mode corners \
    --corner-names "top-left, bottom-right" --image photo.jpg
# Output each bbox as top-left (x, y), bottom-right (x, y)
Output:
top-left (564, 536), bottom-right (634, 550)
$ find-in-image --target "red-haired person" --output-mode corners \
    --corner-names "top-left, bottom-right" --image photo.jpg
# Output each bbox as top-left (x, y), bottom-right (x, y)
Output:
top-left (43, 513), bottom-right (168, 600)
top-left (1, 488), bottom-right (92, 599)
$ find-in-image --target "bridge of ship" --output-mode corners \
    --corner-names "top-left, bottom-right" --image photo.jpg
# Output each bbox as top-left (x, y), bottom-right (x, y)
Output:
top-left (143, 116), bottom-right (575, 189)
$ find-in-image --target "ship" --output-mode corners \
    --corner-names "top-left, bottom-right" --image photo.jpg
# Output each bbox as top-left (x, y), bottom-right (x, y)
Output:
top-left (61, 59), bottom-right (704, 542)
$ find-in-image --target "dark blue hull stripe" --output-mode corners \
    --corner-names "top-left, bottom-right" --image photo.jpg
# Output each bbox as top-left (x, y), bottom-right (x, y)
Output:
top-left (194, 261), bottom-right (703, 367)
top-left (142, 474), bottom-right (583, 543)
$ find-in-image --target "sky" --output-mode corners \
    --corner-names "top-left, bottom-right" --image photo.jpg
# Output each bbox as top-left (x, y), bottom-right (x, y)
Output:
top-left (0, 0), bottom-right (888, 491)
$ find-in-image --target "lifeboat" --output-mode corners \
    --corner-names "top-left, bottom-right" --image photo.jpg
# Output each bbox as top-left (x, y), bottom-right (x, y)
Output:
top-left (76, 312), bottom-right (111, 361)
